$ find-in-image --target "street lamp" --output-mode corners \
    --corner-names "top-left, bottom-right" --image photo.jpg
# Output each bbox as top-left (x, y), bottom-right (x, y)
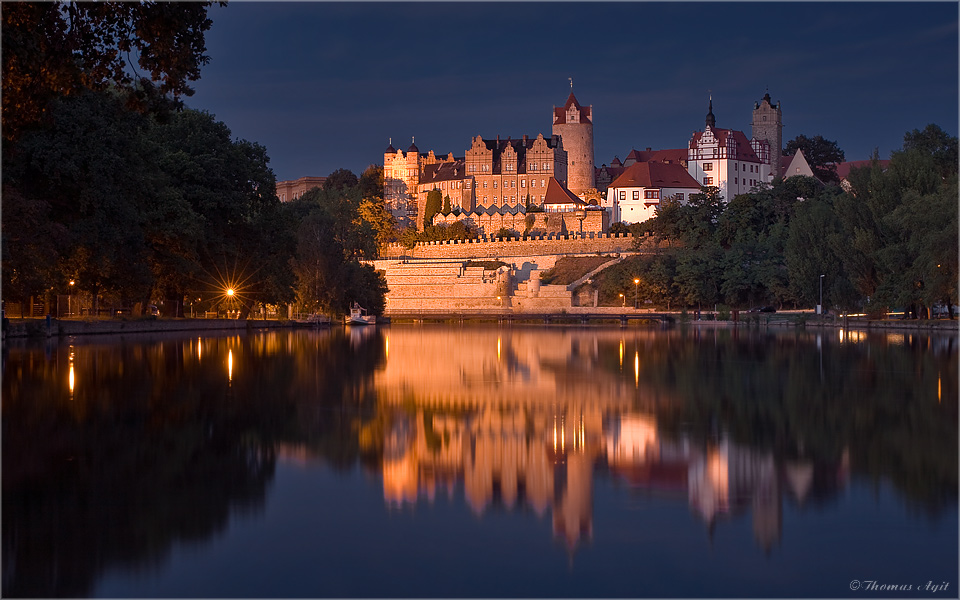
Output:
top-left (620, 293), bottom-right (625, 307)
top-left (634, 278), bottom-right (640, 309)
top-left (818, 274), bottom-right (824, 315)
top-left (68, 280), bottom-right (75, 317)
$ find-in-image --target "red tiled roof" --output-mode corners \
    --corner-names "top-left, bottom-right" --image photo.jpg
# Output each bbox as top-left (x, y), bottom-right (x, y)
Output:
top-left (609, 161), bottom-right (701, 190)
top-left (553, 92), bottom-right (592, 125)
top-left (542, 177), bottom-right (586, 206)
top-left (835, 159), bottom-right (890, 181)
top-left (690, 127), bottom-right (762, 162)
top-left (630, 148), bottom-right (688, 164)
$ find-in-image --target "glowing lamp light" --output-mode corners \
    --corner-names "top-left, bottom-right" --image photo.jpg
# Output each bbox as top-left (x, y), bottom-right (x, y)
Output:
top-left (226, 288), bottom-right (235, 297)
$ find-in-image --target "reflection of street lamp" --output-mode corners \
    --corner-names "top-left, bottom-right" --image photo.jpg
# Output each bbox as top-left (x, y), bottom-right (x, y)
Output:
top-left (818, 274), bottom-right (824, 315)
top-left (634, 278), bottom-right (640, 309)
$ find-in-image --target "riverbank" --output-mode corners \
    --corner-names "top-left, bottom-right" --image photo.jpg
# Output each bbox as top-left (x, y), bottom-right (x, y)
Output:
top-left (2, 316), bottom-right (326, 339)
top-left (3, 312), bottom-right (956, 339)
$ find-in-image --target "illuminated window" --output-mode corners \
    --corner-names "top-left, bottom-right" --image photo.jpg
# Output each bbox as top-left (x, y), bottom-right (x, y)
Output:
top-left (704, 177), bottom-right (713, 185)
top-left (633, 191), bottom-right (640, 200)
top-left (521, 180), bottom-right (526, 188)
top-left (511, 180), bottom-right (515, 188)
top-left (703, 163), bottom-right (713, 171)
top-left (619, 191), bottom-right (626, 200)
top-left (493, 181), bottom-right (498, 188)
top-left (644, 190), bottom-right (659, 199)
top-left (483, 181), bottom-right (488, 188)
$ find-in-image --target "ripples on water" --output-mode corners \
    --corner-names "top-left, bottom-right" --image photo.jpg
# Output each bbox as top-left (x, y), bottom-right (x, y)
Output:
top-left (2, 326), bottom-right (957, 597)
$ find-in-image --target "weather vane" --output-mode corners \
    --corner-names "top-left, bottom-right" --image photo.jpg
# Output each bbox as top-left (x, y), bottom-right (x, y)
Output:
top-left (569, 77), bottom-right (573, 90)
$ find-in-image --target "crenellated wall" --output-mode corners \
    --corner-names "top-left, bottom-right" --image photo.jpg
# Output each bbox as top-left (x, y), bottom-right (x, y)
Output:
top-left (380, 232), bottom-right (648, 261)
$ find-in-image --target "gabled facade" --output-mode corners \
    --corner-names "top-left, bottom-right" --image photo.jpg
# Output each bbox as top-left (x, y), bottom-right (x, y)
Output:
top-left (780, 148), bottom-right (815, 179)
top-left (603, 161), bottom-right (701, 224)
top-left (687, 98), bottom-right (773, 201)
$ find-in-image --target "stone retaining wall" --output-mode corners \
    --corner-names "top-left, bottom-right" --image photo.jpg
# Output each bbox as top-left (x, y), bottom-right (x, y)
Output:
top-left (381, 232), bottom-right (649, 260)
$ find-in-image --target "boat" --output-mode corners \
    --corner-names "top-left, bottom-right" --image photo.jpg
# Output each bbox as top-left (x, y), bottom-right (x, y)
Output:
top-left (345, 302), bottom-right (376, 326)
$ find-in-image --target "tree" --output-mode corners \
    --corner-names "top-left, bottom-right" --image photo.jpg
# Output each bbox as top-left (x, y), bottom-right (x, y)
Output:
top-left (442, 196), bottom-right (452, 215)
top-left (784, 135), bottom-right (845, 184)
top-left (358, 164), bottom-right (384, 199)
top-left (903, 124), bottom-right (959, 179)
top-left (423, 189), bottom-right (442, 229)
top-left (324, 168), bottom-right (359, 192)
top-left (2, 1), bottom-right (219, 142)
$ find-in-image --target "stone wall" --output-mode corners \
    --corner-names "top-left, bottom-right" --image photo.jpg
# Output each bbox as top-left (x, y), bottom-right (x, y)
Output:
top-left (380, 232), bottom-right (647, 261)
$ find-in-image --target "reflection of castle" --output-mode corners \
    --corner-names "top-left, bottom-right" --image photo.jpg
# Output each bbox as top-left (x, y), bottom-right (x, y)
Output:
top-left (369, 329), bottom-right (850, 553)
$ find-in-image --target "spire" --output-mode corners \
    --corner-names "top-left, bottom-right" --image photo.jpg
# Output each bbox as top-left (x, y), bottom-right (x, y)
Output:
top-left (705, 95), bottom-right (716, 129)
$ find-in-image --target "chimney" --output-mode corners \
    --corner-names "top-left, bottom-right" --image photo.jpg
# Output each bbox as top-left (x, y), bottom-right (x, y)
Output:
top-left (646, 147), bottom-right (652, 152)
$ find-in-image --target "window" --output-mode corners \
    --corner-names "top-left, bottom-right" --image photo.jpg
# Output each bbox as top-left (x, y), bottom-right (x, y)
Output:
top-left (734, 163), bottom-right (738, 171)
top-left (511, 180), bottom-right (515, 188)
top-left (633, 191), bottom-right (640, 200)
top-left (511, 196), bottom-right (515, 202)
top-left (541, 179), bottom-right (545, 187)
top-left (704, 177), bottom-right (713, 185)
top-left (465, 181), bottom-right (471, 189)
top-left (734, 178), bottom-right (738, 185)
top-left (675, 193), bottom-right (684, 201)
top-left (644, 190), bottom-right (659, 199)
top-left (619, 191), bottom-right (626, 200)
top-left (521, 180), bottom-right (526, 188)
top-left (545, 163), bottom-right (551, 171)
top-left (483, 181), bottom-right (488, 189)
top-left (703, 163), bottom-right (713, 171)
top-left (493, 181), bottom-right (498, 188)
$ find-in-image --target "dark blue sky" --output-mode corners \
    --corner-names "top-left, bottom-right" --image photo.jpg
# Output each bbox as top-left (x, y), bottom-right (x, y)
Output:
top-left (187, 2), bottom-right (959, 183)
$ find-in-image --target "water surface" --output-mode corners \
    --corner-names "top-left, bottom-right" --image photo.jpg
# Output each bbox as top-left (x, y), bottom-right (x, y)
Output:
top-left (3, 325), bottom-right (957, 597)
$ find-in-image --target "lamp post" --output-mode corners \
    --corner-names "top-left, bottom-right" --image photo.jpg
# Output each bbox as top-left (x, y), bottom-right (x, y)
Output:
top-left (68, 280), bottom-right (75, 317)
top-left (818, 274), bottom-right (824, 316)
top-left (620, 293), bottom-right (625, 308)
top-left (634, 278), bottom-right (639, 309)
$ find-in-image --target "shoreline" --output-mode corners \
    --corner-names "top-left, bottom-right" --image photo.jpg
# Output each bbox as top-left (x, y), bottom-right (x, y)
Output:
top-left (3, 313), bottom-right (957, 339)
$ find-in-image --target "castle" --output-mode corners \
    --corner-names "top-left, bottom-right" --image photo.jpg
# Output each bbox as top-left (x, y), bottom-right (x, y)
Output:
top-left (384, 88), bottom-right (783, 230)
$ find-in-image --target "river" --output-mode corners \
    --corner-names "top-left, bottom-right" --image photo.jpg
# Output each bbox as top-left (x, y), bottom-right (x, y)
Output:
top-left (2, 325), bottom-right (957, 597)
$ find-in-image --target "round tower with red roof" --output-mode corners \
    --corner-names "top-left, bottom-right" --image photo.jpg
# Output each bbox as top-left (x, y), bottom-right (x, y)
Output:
top-left (552, 84), bottom-right (595, 196)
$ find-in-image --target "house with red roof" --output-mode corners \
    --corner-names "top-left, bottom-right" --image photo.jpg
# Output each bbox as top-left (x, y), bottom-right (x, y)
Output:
top-left (687, 97), bottom-right (774, 202)
top-left (603, 161), bottom-right (701, 224)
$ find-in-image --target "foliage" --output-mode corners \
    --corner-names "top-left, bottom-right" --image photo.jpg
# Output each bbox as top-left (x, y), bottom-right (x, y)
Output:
top-left (442, 196), bottom-right (452, 215)
top-left (2, 89), bottom-right (295, 316)
top-left (2, 1), bottom-right (219, 142)
top-left (423, 189), bottom-right (442, 228)
top-left (784, 134), bottom-right (845, 183)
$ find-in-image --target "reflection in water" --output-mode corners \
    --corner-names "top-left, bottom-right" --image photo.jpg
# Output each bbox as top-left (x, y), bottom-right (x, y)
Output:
top-left (362, 327), bottom-right (955, 554)
top-left (2, 326), bottom-right (957, 597)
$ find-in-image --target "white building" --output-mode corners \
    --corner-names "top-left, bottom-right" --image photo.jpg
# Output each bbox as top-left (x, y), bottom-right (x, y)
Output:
top-left (603, 161), bottom-right (701, 224)
top-left (687, 98), bottom-right (773, 202)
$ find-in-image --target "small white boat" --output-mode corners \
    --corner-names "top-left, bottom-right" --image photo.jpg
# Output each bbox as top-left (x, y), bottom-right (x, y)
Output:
top-left (345, 302), bottom-right (376, 326)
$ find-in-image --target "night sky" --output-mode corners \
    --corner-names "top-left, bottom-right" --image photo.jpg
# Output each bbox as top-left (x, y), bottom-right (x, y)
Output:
top-left (186, 2), bottom-right (959, 183)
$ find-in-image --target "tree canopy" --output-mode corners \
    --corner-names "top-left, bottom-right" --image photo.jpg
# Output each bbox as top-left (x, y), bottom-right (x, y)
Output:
top-left (2, 1), bottom-right (220, 142)
top-left (784, 134), bottom-right (845, 183)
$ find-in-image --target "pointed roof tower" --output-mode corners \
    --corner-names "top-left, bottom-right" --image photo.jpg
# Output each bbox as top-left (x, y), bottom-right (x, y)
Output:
top-left (705, 96), bottom-right (716, 129)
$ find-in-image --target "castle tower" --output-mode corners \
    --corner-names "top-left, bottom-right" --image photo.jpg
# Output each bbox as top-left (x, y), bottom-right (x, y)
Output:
top-left (552, 86), bottom-right (595, 196)
top-left (752, 91), bottom-right (783, 178)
